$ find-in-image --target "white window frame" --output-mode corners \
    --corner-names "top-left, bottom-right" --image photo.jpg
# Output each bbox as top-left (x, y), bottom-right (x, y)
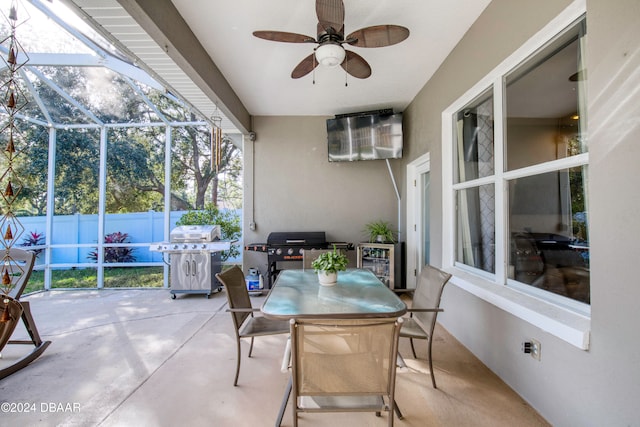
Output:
top-left (441, 0), bottom-right (590, 349)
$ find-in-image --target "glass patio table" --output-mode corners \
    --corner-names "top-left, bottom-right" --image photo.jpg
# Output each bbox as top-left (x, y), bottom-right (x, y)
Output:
top-left (261, 268), bottom-right (407, 320)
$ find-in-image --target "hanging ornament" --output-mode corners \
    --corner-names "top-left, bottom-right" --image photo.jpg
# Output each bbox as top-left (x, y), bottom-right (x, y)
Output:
top-left (0, 0), bottom-right (30, 296)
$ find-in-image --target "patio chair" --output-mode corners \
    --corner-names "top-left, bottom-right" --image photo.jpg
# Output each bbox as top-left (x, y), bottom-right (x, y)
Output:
top-left (288, 317), bottom-right (403, 427)
top-left (0, 248), bottom-right (51, 380)
top-left (399, 264), bottom-right (452, 389)
top-left (215, 266), bottom-right (289, 386)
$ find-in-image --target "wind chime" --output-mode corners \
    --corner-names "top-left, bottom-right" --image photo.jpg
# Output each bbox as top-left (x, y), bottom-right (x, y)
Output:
top-left (210, 106), bottom-right (223, 173)
top-left (0, 1), bottom-right (51, 378)
top-left (0, 0), bottom-right (28, 325)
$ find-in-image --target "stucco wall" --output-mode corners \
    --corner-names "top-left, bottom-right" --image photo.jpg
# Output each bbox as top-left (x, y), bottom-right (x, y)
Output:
top-left (242, 115), bottom-right (403, 275)
top-left (401, 0), bottom-right (640, 425)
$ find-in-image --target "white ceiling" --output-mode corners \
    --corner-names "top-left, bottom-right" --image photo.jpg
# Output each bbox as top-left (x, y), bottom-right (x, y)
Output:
top-left (170, 0), bottom-right (492, 117)
top-left (64, 0), bottom-right (492, 131)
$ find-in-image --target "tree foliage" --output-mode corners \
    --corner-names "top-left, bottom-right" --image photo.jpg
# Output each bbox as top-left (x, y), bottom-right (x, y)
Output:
top-left (175, 204), bottom-right (241, 261)
top-left (7, 65), bottom-right (242, 217)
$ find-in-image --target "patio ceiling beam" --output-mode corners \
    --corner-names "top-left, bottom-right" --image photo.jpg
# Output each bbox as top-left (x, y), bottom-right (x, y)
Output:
top-left (116, 0), bottom-right (251, 134)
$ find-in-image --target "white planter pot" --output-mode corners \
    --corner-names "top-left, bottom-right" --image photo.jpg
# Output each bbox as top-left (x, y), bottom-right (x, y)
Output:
top-left (317, 271), bottom-right (337, 286)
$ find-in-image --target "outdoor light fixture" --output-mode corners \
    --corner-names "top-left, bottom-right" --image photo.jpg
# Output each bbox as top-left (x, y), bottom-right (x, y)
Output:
top-left (315, 43), bottom-right (345, 67)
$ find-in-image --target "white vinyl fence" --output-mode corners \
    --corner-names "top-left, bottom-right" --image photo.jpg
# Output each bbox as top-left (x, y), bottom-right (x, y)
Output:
top-left (18, 210), bottom-right (242, 267)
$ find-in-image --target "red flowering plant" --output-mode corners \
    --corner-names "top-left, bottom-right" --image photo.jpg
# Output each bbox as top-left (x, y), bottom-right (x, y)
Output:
top-left (88, 232), bottom-right (136, 263)
top-left (20, 231), bottom-right (45, 258)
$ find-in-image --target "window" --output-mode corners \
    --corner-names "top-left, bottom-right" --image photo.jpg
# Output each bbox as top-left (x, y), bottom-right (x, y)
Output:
top-left (454, 91), bottom-right (495, 274)
top-left (451, 18), bottom-right (588, 309)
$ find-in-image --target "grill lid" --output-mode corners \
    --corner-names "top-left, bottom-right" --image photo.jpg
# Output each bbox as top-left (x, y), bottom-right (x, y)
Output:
top-left (170, 225), bottom-right (221, 242)
top-left (267, 231), bottom-right (326, 246)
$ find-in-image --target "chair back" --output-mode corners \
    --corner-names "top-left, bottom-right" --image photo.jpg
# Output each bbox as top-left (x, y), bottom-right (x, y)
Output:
top-left (290, 317), bottom-right (402, 398)
top-left (4, 248), bottom-right (36, 300)
top-left (216, 266), bottom-right (253, 330)
top-left (412, 265), bottom-right (452, 335)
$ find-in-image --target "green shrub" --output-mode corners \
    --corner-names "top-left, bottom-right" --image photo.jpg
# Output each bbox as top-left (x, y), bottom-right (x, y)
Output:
top-left (176, 204), bottom-right (241, 261)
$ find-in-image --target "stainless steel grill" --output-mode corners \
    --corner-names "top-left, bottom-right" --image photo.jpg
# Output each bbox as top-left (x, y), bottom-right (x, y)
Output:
top-left (151, 225), bottom-right (231, 299)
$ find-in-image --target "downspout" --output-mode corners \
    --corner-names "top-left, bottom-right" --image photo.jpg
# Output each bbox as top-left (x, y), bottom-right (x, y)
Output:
top-left (386, 159), bottom-right (401, 241)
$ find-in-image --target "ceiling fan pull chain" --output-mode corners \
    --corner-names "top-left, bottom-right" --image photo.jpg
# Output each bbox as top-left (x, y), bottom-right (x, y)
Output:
top-left (313, 49), bottom-right (316, 84)
top-left (344, 59), bottom-right (348, 87)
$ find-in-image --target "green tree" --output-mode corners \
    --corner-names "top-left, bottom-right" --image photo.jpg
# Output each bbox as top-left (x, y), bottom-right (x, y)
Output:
top-left (175, 204), bottom-right (241, 261)
top-left (9, 66), bottom-right (241, 214)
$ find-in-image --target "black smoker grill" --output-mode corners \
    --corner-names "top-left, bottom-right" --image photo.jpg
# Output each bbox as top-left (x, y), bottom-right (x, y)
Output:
top-left (246, 231), bottom-right (351, 288)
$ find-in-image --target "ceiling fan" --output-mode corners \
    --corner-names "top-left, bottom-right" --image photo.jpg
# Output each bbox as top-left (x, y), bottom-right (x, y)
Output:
top-left (253, 0), bottom-right (409, 80)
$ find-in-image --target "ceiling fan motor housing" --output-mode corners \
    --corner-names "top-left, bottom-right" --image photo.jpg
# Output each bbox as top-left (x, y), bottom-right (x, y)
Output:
top-left (315, 42), bottom-right (345, 67)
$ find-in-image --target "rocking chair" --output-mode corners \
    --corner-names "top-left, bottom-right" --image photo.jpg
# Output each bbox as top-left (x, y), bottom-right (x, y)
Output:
top-left (0, 248), bottom-right (51, 380)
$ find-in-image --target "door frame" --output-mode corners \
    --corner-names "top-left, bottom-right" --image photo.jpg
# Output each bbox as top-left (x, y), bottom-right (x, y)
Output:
top-left (405, 152), bottom-right (430, 290)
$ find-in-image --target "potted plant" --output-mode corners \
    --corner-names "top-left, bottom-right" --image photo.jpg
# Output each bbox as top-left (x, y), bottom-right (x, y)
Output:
top-left (311, 246), bottom-right (348, 286)
top-left (363, 220), bottom-right (396, 243)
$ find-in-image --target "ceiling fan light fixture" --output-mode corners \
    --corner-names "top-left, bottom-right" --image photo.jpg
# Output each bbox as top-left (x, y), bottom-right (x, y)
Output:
top-left (315, 43), bottom-right (345, 67)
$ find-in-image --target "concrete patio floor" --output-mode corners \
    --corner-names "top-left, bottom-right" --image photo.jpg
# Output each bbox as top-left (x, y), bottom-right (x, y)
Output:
top-left (0, 288), bottom-right (549, 426)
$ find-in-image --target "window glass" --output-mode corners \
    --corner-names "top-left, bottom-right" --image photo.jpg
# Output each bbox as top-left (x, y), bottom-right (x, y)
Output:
top-left (421, 171), bottom-right (431, 266)
top-left (456, 184), bottom-right (495, 274)
top-left (508, 166), bottom-right (589, 304)
top-left (505, 21), bottom-right (587, 170)
top-left (454, 91), bottom-right (494, 183)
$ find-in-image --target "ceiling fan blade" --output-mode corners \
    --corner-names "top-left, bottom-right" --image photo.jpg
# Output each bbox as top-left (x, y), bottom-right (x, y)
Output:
top-left (291, 53), bottom-right (319, 79)
top-left (341, 50), bottom-right (372, 79)
top-left (316, 0), bottom-right (345, 35)
top-left (253, 30), bottom-right (315, 43)
top-left (346, 25), bottom-right (410, 48)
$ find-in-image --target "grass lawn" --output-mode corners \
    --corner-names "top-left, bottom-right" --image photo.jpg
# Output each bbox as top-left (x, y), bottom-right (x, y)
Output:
top-left (25, 267), bottom-right (165, 295)
top-left (22, 264), bottom-right (239, 295)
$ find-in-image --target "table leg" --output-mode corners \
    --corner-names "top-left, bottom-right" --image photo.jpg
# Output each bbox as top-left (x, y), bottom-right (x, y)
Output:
top-left (276, 376), bottom-right (292, 427)
top-left (394, 399), bottom-right (404, 420)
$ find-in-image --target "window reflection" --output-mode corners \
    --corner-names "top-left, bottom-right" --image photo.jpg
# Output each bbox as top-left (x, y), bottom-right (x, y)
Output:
top-left (505, 22), bottom-right (587, 170)
top-left (508, 167), bottom-right (589, 303)
top-left (456, 184), bottom-right (495, 274)
top-left (455, 92), bottom-right (494, 183)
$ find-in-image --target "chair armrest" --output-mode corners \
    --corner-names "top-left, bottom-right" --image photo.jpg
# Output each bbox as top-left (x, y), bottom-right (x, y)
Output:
top-left (226, 308), bottom-right (260, 313)
top-left (406, 308), bottom-right (444, 313)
